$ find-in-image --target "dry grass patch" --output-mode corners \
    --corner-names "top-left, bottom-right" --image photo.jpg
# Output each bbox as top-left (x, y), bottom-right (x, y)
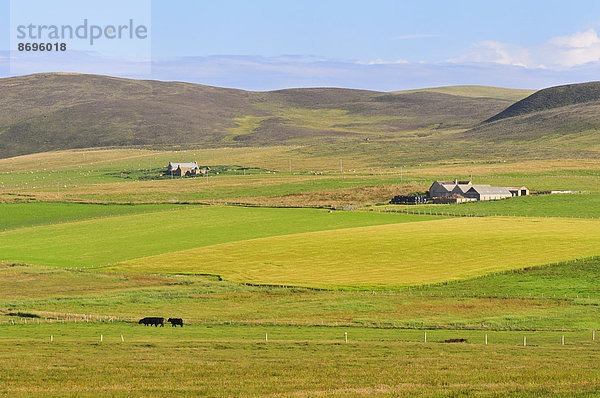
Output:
top-left (225, 183), bottom-right (426, 207)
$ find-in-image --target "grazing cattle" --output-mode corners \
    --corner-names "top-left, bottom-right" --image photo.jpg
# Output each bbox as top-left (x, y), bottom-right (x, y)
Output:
top-left (138, 317), bottom-right (164, 327)
top-left (167, 318), bottom-right (184, 327)
top-left (442, 338), bottom-right (467, 343)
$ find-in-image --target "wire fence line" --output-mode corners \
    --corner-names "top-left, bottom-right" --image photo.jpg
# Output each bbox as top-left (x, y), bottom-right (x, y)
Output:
top-left (375, 207), bottom-right (600, 219)
top-left (2, 304), bottom-right (599, 333)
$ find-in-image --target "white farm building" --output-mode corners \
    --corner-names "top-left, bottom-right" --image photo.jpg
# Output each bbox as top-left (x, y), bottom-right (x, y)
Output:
top-left (429, 179), bottom-right (529, 202)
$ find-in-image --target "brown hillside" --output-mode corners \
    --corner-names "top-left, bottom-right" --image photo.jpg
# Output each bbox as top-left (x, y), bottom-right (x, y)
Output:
top-left (0, 73), bottom-right (519, 158)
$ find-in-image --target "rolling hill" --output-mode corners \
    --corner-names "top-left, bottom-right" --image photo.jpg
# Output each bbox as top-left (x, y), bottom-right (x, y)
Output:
top-left (0, 73), bottom-right (525, 158)
top-left (394, 85), bottom-right (535, 101)
top-left (485, 81), bottom-right (600, 123)
top-left (463, 82), bottom-right (600, 147)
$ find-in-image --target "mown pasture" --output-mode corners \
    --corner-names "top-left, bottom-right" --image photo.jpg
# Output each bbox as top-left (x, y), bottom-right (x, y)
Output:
top-left (0, 206), bottom-right (440, 268)
top-left (0, 202), bottom-right (185, 231)
top-left (1, 205), bottom-right (598, 289)
top-left (110, 216), bottom-right (600, 289)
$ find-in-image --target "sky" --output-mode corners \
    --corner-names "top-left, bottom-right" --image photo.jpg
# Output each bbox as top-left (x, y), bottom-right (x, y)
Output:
top-left (2, 0), bottom-right (600, 91)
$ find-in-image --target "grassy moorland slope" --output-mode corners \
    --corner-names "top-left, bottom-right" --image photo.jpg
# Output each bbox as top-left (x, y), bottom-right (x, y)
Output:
top-left (395, 85), bottom-right (535, 101)
top-left (485, 81), bottom-right (600, 122)
top-left (464, 82), bottom-right (600, 148)
top-left (0, 73), bottom-right (519, 158)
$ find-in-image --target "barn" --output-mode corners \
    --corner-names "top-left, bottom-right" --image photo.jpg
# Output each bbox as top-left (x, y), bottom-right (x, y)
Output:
top-left (463, 185), bottom-right (512, 201)
top-left (428, 180), bottom-right (529, 202)
top-left (429, 180), bottom-right (472, 198)
top-left (507, 186), bottom-right (530, 197)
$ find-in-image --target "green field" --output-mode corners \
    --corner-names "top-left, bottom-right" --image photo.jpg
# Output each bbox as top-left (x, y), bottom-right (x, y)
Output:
top-left (383, 193), bottom-right (600, 219)
top-left (0, 141), bottom-right (599, 395)
top-left (0, 206), bottom-right (439, 268)
top-left (111, 216), bottom-right (600, 288)
top-left (1, 205), bottom-right (598, 289)
top-left (2, 256), bottom-right (600, 396)
top-left (3, 258), bottom-right (600, 331)
top-left (0, 201), bottom-right (599, 396)
top-left (0, 202), bottom-right (186, 231)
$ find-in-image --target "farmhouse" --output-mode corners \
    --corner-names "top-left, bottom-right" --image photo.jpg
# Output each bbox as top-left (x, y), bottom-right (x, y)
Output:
top-left (428, 180), bottom-right (529, 202)
top-left (166, 162), bottom-right (207, 177)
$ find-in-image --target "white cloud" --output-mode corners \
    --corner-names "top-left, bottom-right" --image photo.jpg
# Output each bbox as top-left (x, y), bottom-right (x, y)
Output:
top-left (452, 29), bottom-right (600, 70)
top-left (358, 58), bottom-right (409, 65)
top-left (2, 51), bottom-right (599, 92)
top-left (549, 29), bottom-right (600, 48)
top-left (395, 33), bottom-right (444, 40)
top-left (450, 41), bottom-right (531, 68)
top-left (542, 29), bottom-right (600, 68)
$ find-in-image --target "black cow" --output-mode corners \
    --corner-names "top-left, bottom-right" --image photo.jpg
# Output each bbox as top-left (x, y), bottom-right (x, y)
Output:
top-left (139, 317), bottom-right (164, 327)
top-left (167, 318), bottom-right (184, 327)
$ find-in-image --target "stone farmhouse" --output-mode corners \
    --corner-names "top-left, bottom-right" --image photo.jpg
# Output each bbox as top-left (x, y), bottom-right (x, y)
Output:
top-left (429, 180), bottom-right (529, 202)
top-left (166, 162), bottom-right (208, 177)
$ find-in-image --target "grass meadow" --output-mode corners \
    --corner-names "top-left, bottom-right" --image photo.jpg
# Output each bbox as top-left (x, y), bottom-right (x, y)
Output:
top-left (2, 258), bottom-right (600, 396)
top-left (3, 258), bottom-right (600, 331)
top-left (1, 322), bottom-right (600, 397)
top-left (0, 146), bottom-right (599, 396)
top-left (0, 148), bottom-right (598, 205)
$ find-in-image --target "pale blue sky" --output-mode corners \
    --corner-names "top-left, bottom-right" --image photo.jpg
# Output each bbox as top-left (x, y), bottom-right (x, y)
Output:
top-left (149, 1), bottom-right (600, 62)
top-left (2, 0), bottom-right (600, 90)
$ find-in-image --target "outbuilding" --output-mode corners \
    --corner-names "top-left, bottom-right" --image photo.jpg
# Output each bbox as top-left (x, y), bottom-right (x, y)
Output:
top-left (463, 185), bottom-right (512, 201)
top-left (167, 162), bottom-right (204, 177)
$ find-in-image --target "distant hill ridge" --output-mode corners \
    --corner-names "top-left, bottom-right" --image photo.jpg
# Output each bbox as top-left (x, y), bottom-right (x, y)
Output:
top-left (485, 81), bottom-right (600, 123)
top-left (0, 73), bottom-right (526, 158)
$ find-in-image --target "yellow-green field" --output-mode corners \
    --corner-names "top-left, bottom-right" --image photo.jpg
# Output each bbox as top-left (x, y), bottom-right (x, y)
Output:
top-left (2, 203), bottom-right (597, 289)
top-left (0, 143), bottom-right (599, 396)
top-left (111, 216), bottom-right (600, 288)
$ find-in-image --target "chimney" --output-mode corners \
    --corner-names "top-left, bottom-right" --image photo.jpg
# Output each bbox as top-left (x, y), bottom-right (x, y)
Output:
top-left (454, 178), bottom-right (458, 184)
